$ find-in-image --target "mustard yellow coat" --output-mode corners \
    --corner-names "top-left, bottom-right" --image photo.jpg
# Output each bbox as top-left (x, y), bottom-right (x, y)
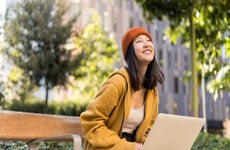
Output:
top-left (80, 67), bottom-right (159, 150)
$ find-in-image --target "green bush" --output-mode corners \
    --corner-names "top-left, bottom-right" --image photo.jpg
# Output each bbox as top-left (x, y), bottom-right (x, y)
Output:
top-left (0, 141), bottom-right (28, 150)
top-left (6, 100), bottom-right (44, 113)
top-left (0, 141), bottom-right (74, 150)
top-left (192, 132), bottom-right (230, 150)
top-left (5, 99), bottom-right (87, 116)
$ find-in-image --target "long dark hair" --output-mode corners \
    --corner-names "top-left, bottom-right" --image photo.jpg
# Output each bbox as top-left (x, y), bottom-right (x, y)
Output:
top-left (125, 43), bottom-right (164, 91)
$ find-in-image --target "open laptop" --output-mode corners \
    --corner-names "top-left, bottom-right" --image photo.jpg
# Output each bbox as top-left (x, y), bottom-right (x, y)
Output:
top-left (143, 113), bottom-right (205, 150)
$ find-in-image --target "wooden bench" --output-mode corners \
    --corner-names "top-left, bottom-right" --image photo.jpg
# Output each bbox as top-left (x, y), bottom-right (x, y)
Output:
top-left (207, 119), bottom-right (230, 137)
top-left (0, 110), bottom-right (83, 150)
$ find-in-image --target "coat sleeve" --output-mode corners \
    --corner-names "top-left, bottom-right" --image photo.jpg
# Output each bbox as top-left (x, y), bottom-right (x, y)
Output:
top-left (80, 75), bottom-right (135, 150)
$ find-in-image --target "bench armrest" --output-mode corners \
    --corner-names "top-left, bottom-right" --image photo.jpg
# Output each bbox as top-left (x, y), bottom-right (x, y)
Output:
top-left (29, 134), bottom-right (82, 150)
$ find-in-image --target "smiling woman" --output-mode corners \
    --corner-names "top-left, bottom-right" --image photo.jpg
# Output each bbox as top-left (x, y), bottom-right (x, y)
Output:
top-left (80, 27), bottom-right (164, 150)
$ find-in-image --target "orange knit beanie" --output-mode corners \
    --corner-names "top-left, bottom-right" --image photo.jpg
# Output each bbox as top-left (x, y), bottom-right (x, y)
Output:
top-left (121, 27), bottom-right (152, 60)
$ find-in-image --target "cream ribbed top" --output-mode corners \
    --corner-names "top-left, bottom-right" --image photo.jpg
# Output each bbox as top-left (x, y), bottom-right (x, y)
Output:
top-left (122, 105), bottom-right (145, 134)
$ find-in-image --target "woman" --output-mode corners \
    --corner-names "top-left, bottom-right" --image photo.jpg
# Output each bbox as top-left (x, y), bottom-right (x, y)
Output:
top-left (80, 27), bottom-right (165, 150)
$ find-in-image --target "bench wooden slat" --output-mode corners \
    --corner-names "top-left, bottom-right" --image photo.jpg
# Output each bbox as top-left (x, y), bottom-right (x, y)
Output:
top-left (0, 110), bottom-right (83, 141)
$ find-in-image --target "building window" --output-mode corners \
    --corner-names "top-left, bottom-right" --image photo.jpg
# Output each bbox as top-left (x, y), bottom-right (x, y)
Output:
top-left (139, 20), bottom-right (143, 27)
top-left (183, 83), bottom-right (186, 94)
top-left (184, 55), bottom-right (188, 70)
top-left (130, 0), bottom-right (134, 11)
top-left (161, 83), bottom-right (165, 93)
top-left (113, 15), bottom-right (117, 32)
top-left (168, 51), bottom-right (171, 68)
top-left (155, 28), bottom-right (159, 42)
top-left (147, 24), bottom-right (151, 32)
top-left (129, 17), bottom-right (134, 28)
top-left (162, 33), bottom-right (166, 43)
top-left (158, 49), bottom-right (163, 67)
top-left (118, 0), bottom-right (122, 7)
top-left (103, 11), bottom-right (109, 31)
top-left (175, 51), bottom-right (178, 69)
top-left (174, 77), bottom-right (179, 94)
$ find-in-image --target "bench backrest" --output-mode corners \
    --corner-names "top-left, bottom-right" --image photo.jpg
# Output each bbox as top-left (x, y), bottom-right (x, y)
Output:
top-left (0, 110), bottom-right (83, 141)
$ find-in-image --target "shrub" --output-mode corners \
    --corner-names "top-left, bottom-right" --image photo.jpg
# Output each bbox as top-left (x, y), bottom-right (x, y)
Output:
top-left (5, 99), bottom-right (86, 116)
top-left (192, 132), bottom-right (230, 149)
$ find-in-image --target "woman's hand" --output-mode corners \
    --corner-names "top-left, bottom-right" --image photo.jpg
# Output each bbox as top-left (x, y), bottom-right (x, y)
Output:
top-left (135, 143), bottom-right (143, 150)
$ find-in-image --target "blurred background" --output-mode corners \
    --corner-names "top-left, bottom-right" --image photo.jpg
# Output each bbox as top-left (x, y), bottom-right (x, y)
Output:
top-left (0, 0), bottom-right (229, 137)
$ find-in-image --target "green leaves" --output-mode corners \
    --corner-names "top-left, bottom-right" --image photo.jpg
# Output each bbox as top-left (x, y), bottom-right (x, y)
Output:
top-left (207, 66), bottom-right (230, 100)
top-left (69, 12), bottom-right (120, 103)
top-left (136, 0), bottom-right (192, 25)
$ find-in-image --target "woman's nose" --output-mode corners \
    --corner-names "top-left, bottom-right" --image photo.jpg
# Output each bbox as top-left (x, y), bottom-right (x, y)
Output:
top-left (143, 40), bottom-right (150, 47)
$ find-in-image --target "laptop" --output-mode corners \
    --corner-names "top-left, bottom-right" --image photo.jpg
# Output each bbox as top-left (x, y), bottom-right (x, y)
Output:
top-left (143, 113), bottom-right (205, 150)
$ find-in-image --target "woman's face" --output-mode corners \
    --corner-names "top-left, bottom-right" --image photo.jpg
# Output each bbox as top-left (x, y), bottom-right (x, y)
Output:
top-left (133, 34), bottom-right (155, 66)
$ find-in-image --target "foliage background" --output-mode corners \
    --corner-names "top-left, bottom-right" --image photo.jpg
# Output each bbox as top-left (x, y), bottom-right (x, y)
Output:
top-left (1, 0), bottom-right (120, 114)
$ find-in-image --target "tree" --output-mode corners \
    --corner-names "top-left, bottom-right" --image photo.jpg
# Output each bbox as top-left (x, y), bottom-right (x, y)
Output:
top-left (68, 12), bottom-right (120, 104)
top-left (4, 0), bottom-right (79, 113)
top-left (135, 0), bottom-right (229, 117)
top-left (194, 2), bottom-right (230, 100)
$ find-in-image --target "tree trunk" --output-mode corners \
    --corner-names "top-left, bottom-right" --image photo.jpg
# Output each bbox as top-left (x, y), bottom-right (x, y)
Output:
top-left (44, 80), bottom-right (49, 114)
top-left (0, 93), bottom-right (5, 110)
top-left (189, 1), bottom-right (199, 117)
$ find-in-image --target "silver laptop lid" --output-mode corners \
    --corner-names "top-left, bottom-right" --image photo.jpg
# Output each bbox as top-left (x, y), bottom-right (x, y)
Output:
top-left (143, 113), bottom-right (205, 150)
